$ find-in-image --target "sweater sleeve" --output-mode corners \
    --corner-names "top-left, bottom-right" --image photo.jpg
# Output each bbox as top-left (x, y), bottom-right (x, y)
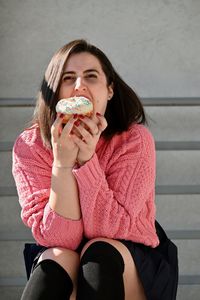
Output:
top-left (12, 130), bottom-right (83, 249)
top-left (73, 125), bottom-right (157, 243)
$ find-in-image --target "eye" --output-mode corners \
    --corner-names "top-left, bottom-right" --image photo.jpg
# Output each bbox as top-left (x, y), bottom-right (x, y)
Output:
top-left (62, 76), bottom-right (75, 82)
top-left (85, 74), bottom-right (98, 80)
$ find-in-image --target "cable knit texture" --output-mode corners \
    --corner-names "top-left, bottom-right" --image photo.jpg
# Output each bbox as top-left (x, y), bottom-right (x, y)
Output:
top-left (12, 123), bottom-right (159, 249)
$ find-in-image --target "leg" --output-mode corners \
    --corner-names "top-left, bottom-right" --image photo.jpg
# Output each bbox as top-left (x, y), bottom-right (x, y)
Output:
top-left (76, 240), bottom-right (125, 300)
top-left (38, 247), bottom-right (80, 296)
top-left (78, 238), bottom-right (146, 300)
top-left (21, 247), bottom-right (79, 300)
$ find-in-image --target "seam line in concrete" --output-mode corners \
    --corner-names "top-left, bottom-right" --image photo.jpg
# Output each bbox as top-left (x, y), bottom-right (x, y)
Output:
top-left (0, 97), bottom-right (200, 107)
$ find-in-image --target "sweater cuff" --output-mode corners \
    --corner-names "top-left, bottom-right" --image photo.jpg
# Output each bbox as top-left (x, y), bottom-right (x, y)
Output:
top-left (41, 203), bottom-right (83, 249)
top-left (73, 153), bottom-right (103, 189)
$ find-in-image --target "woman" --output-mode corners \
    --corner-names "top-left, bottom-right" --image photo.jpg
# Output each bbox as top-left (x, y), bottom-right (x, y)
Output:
top-left (12, 39), bottom-right (178, 300)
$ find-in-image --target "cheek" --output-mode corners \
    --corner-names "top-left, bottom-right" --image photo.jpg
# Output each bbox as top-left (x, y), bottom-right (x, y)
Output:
top-left (58, 83), bottom-right (73, 99)
top-left (95, 98), bottom-right (108, 114)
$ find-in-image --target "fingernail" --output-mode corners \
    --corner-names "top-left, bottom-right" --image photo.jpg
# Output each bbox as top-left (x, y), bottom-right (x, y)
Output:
top-left (73, 114), bottom-right (78, 118)
top-left (79, 115), bottom-right (85, 119)
top-left (96, 112), bottom-right (102, 116)
top-left (74, 120), bottom-right (81, 126)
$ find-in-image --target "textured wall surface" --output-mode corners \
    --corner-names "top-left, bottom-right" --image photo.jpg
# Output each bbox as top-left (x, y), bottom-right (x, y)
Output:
top-left (0, 0), bottom-right (200, 98)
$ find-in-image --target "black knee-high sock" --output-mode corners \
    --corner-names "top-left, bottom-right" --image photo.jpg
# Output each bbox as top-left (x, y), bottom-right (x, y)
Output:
top-left (76, 241), bottom-right (125, 300)
top-left (21, 259), bottom-right (73, 300)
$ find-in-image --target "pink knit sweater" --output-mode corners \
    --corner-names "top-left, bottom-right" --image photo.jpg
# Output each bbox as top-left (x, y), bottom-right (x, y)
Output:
top-left (12, 123), bottom-right (159, 250)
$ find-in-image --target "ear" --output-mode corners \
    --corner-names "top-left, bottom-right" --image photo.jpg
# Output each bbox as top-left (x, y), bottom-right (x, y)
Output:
top-left (108, 83), bottom-right (114, 100)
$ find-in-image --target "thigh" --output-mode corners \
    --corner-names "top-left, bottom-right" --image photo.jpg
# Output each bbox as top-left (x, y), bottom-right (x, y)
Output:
top-left (24, 239), bottom-right (89, 282)
top-left (81, 238), bottom-right (146, 300)
top-left (38, 247), bottom-right (80, 283)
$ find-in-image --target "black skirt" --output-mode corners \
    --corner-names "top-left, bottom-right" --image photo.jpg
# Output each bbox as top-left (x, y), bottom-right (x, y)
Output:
top-left (23, 221), bottom-right (178, 300)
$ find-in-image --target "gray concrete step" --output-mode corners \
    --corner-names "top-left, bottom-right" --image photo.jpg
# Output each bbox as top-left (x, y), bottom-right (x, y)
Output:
top-left (0, 287), bottom-right (24, 300)
top-left (1, 149), bottom-right (200, 187)
top-left (0, 151), bottom-right (15, 187)
top-left (0, 241), bottom-right (27, 278)
top-left (0, 107), bottom-right (34, 143)
top-left (0, 196), bottom-right (24, 233)
top-left (177, 286), bottom-right (200, 300)
top-left (1, 106), bottom-right (200, 143)
top-left (174, 239), bottom-right (200, 276)
top-left (156, 195), bottom-right (200, 230)
top-left (147, 106), bottom-right (200, 141)
top-left (156, 150), bottom-right (200, 186)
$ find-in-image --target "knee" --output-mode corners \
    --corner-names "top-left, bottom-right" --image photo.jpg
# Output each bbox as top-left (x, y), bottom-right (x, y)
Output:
top-left (38, 247), bottom-right (80, 281)
top-left (80, 241), bottom-right (124, 274)
top-left (77, 241), bottom-right (125, 299)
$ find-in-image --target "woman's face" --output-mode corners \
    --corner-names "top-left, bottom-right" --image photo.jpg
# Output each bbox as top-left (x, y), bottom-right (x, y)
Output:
top-left (58, 52), bottom-right (113, 115)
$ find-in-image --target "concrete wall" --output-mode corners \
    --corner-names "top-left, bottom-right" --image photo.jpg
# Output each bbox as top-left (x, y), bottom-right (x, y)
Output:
top-left (0, 0), bottom-right (200, 98)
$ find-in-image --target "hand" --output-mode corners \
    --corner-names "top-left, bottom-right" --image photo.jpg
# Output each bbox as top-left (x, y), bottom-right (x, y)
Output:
top-left (51, 114), bottom-right (79, 167)
top-left (71, 113), bottom-right (107, 165)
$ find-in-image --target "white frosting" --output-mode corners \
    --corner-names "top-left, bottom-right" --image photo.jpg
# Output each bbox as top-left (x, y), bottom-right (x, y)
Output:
top-left (56, 96), bottom-right (93, 115)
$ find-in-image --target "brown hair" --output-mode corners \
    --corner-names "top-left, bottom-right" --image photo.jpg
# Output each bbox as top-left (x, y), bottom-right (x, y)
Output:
top-left (32, 39), bottom-right (146, 147)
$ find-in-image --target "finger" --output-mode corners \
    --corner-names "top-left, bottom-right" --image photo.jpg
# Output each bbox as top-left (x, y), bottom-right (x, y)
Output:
top-left (71, 126), bottom-right (82, 138)
top-left (71, 132), bottom-right (86, 147)
top-left (60, 116), bottom-right (77, 142)
top-left (96, 113), bottom-right (108, 132)
top-left (78, 116), bottom-right (99, 136)
top-left (51, 113), bottom-right (65, 142)
top-left (74, 123), bottom-right (93, 142)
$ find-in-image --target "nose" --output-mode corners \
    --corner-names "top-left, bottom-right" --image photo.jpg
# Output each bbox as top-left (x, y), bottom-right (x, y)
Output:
top-left (74, 77), bottom-right (86, 91)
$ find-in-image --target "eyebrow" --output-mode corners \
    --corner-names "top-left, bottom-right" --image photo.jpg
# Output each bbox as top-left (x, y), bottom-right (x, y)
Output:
top-left (62, 69), bottom-right (100, 76)
top-left (84, 69), bottom-right (100, 74)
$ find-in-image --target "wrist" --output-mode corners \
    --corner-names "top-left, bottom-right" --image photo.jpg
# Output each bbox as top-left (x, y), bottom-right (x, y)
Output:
top-left (53, 164), bottom-right (74, 169)
top-left (76, 160), bottom-right (85, 167)
top-left (52, 164), bottom-right (74, 175)
top-left (52, 160), bottom-right (75, 170)
top-left (76, 156), bottom-right (92, 167)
